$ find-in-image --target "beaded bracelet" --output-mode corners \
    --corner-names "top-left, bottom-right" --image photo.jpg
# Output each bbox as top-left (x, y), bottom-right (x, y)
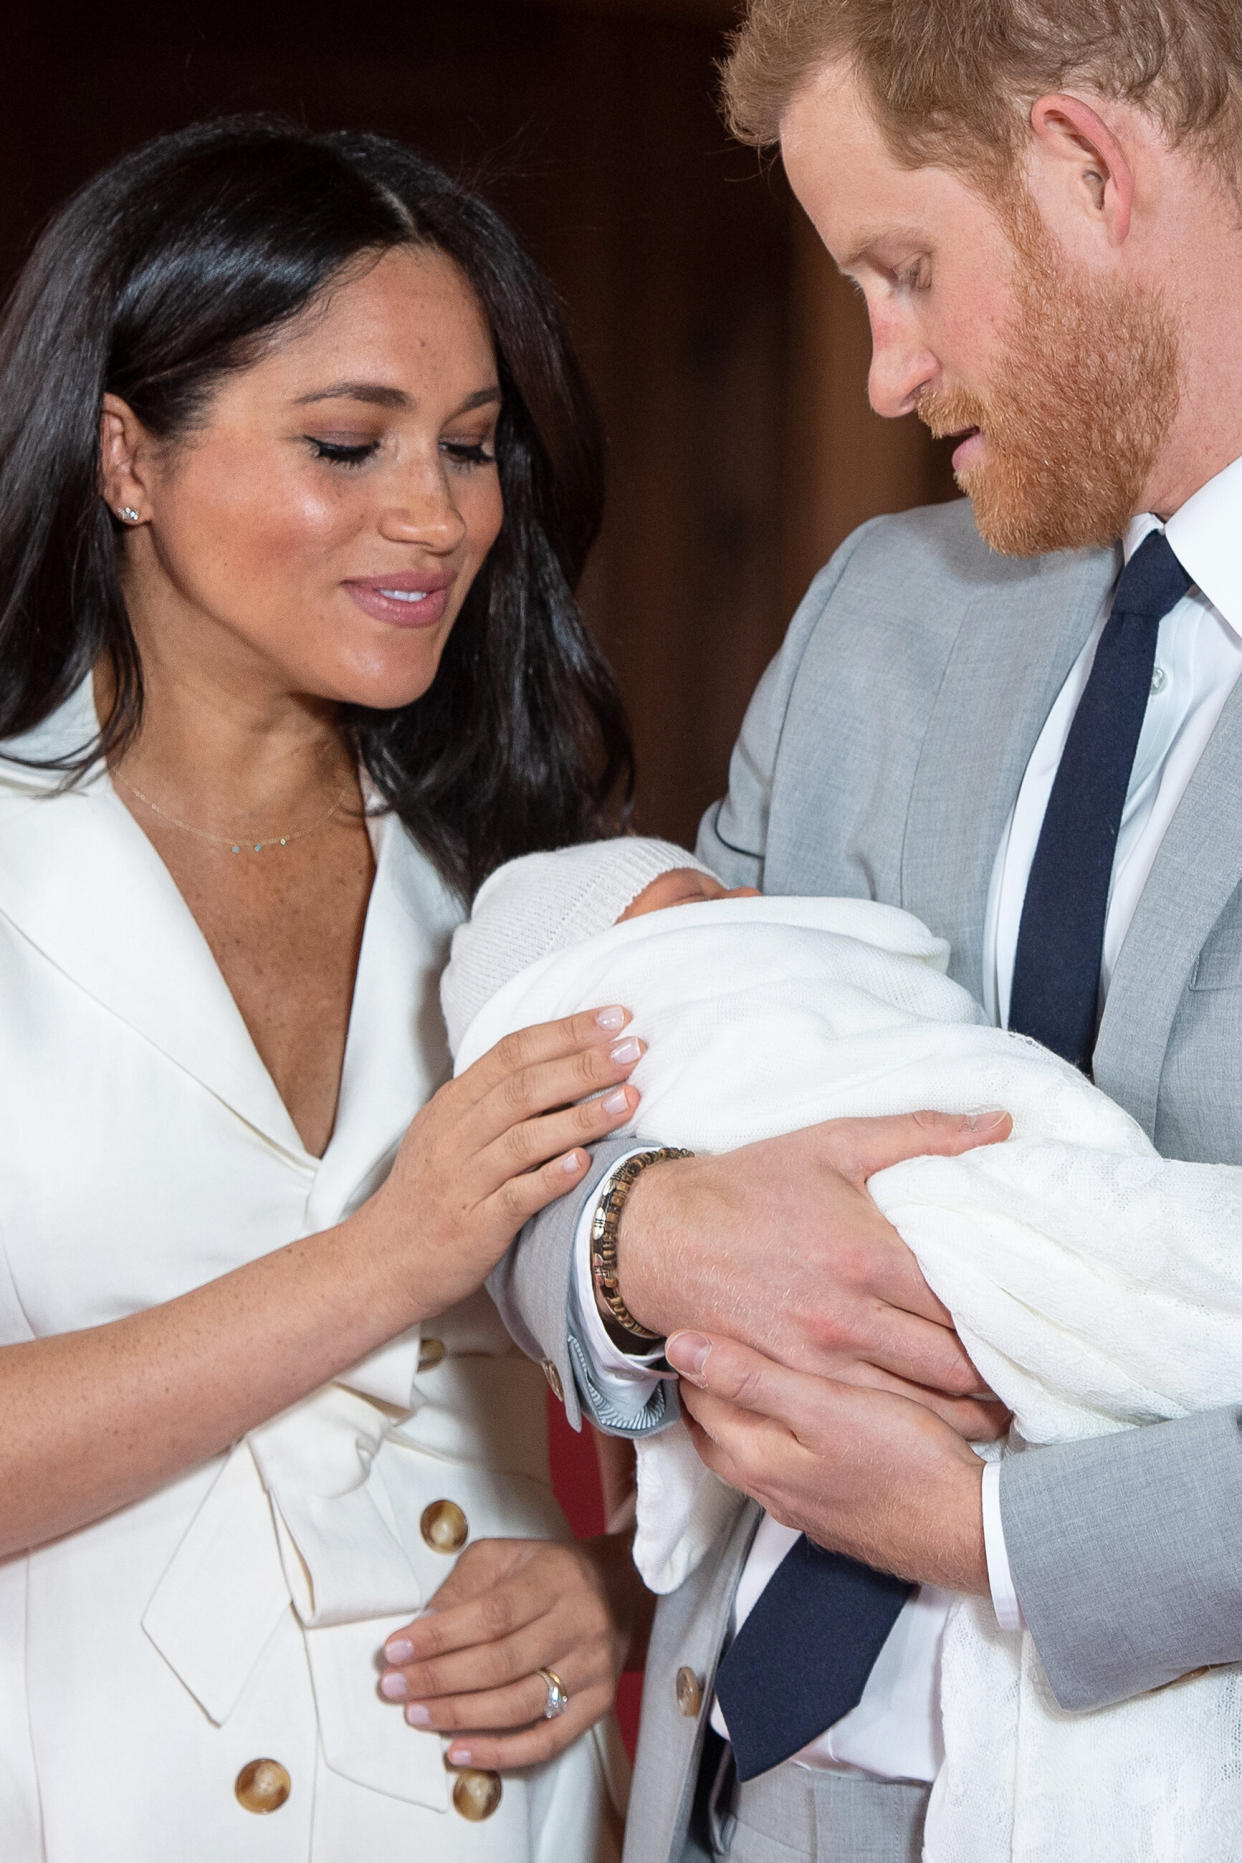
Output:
top-left (590, 1147), bottom-right (694, 1341)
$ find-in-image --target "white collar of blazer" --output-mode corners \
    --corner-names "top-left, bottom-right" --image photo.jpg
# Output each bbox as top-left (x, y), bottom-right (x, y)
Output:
top-left (0, 682), bottom-right (460, 1206)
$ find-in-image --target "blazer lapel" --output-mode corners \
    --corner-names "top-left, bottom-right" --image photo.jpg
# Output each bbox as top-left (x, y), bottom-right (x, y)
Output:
top-left (1095, 672), bottom-right (1242, 1132)
top-left (0, 777), bottom-right (312, 1159)
top-left (0, 686), bottom-right (305, 1159)
top-left (902, 545), bottom-right (1116, 997)
top-left (306, 810), bottom-right (462, 1228)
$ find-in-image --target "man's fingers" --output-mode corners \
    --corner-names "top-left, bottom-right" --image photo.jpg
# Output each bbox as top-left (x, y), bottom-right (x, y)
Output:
top-left (681, 1406), bottom-right (748, 1488)
top-left (853, 1299), bottom-right (990, 1396)
top-left (830, 1356), bottom-right (1008, 1438)
top-left (666, 1331), bottom-right (806, 1419)
top-left (833, 1108), bottom-right (1012, 1187)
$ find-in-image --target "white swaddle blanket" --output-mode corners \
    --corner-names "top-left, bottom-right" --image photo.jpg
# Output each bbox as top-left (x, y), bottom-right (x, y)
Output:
top-left (451, 889), bottom-right (1242, 1863)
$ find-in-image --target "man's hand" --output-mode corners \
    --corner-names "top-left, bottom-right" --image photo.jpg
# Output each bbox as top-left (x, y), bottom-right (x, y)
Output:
top-left (617, 1110), bottom-right (1011, 1428)
top-left (665, 1330), bottom-right (990, 1592)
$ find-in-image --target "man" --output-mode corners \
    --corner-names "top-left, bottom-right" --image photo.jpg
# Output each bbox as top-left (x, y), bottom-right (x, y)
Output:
top-left (487, 2), bottom-right (1242, 1856)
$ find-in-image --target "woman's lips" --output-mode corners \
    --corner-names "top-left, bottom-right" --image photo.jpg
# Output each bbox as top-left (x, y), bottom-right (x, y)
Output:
top-left (951, 427), bottom-right (984, 473)
top-left (342, 575), bottom-right (453, 628)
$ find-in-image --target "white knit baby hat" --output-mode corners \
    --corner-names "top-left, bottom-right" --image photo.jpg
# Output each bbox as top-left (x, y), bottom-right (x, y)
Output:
top-left (440, 836), bottom-right (718, 1057)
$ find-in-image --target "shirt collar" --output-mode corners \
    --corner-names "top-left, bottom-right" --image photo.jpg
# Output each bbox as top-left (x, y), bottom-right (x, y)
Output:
top-left (1125, 453), bottom-right (1242, 645)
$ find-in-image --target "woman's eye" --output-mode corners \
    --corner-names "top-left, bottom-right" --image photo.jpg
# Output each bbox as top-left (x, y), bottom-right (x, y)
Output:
top-left (897, 262), bottom-right (930, 292)
top-left (304, 437), bottom-right (379, 468)
top-left (441, 438), bottom-right (498, 469)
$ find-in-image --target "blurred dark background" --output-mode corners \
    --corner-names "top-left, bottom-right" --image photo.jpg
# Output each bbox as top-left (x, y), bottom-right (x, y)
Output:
top-left (5, 0), bottom-right (956, 1742)
top-left (5, 0), bottom-right (955, 847)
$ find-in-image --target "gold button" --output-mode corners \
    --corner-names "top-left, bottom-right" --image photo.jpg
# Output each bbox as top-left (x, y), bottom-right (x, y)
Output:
top-left (451, 1766), bottom-right (502, 1820)
top-left (418, 1335), bottom-right (446, 1371)
top-left (421, 1499), bottom-right (469, 1553)
top-left (541, 1357), bottom-right (564, 1402)
top-left (234, 1758), bottom-right (291, 1814)
top-left (675, 1666), bottom-right (703, 1718)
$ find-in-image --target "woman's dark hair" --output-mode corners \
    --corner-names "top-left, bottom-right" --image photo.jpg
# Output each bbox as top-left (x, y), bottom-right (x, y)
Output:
top-left (0, 117), bottom-right (633, 897)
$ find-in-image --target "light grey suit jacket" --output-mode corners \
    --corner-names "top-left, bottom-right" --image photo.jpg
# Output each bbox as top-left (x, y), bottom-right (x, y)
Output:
top-left (492, 496), bottom-right (1242, 1862)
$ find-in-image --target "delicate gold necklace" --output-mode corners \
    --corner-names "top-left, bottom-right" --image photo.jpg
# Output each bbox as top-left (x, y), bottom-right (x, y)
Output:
top-left (113, 769), bottom-right (351, 854)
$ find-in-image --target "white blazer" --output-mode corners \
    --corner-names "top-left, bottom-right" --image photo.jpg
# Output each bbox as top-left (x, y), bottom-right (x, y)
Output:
top-left (0, 686), bottom-right (622, 1863)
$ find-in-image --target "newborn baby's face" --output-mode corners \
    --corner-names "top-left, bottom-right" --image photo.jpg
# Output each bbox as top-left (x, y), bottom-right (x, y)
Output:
top-left (617, 867), bottom-right (760, 922)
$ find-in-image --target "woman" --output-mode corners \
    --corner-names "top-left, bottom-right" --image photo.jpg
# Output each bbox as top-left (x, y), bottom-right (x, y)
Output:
top-left (0, 118), bottom-right (647, 1860)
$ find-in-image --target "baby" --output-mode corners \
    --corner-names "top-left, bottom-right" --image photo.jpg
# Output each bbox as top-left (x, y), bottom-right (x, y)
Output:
top-left (442, 836), bottom-right (1242, 1863)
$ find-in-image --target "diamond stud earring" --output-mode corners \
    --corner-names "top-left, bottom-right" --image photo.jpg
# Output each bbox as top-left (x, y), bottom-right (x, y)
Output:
top-left (118, 506), bottom-right (141, 524)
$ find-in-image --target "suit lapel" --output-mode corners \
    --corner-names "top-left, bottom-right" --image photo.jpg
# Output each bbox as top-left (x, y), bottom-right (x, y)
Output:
top-left (1095, 672), bottom-right (1242, 1131)
top-left (901, 545), bottom-right (1116, 996)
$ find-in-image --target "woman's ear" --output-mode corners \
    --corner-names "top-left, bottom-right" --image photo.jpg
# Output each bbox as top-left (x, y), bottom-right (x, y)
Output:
top-left (98, 393), bottom-right (153, 526)
top-left (1028, 92), bottom-right (1135, 246)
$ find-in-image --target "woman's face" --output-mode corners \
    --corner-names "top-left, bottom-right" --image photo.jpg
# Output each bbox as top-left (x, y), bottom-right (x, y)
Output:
top-left (104, 246), bottom-right (505, 711)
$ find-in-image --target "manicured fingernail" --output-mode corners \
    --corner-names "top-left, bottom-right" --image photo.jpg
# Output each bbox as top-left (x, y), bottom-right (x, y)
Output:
top-left (380, 1672), bottom-right (408, 1700)
top-left (666, 1331), bottom-right (710, 1379)
top-left (385, 1638), bottom-right (414, 1664)
top-left (561, 1149), bottom-right (585, 1173)
top-left (967, 1109), bottom-right (1007, 1131)
top-left (405, 1702), bottom-right (431, 1726)
top-left (609, 1036), bottom-right (642, 1065)
top-left (602, 1088), bottom-right (630, 1115)
top-left (448, 1745), bottom-right (472, 1764)
top-left (595, 1006), bottom-right (626, 1030)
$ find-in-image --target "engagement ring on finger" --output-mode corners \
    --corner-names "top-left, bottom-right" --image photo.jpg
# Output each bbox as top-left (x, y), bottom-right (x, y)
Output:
top-left (536, 1666), bottom-right (569, 1719)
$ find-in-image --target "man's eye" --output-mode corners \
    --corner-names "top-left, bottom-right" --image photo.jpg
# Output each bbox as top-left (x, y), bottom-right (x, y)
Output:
top-left (897, 263), bottom-right (930, 291)
top-left (304, 437), bottom-right (379, 467)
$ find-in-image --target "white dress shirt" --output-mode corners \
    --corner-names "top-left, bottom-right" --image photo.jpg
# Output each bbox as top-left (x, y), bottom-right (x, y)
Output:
top-left (574, 453), bottom-right (1242, 1783)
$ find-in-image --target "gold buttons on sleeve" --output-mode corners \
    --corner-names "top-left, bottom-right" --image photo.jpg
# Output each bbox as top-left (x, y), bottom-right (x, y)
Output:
top-left (451, 1766), bottom-right (503, 1820)
top-left (675, 1666), bottom-right (703, 1718)
top-left (234, 1758), bottom-right (291, 1813)
top-left (418, 1335), bottom-right (446, 1371)
top-left (421, 1499), bottom-right (469, 1553)
top-left (540, 1357), bottom-right (564, 1402)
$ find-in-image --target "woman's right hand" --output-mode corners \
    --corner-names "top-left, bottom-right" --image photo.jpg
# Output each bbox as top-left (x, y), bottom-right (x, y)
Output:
top-left (0, 1008), bottom-right (641, 1558)
top-left (355, 1007), bottom-right (643, 1321)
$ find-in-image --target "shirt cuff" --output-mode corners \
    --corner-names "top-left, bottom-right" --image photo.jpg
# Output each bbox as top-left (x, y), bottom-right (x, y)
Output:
top-left (982, 1459), bottom-right (1024, 1632)
top-left (572, 1149), bottom-right (669, 1397)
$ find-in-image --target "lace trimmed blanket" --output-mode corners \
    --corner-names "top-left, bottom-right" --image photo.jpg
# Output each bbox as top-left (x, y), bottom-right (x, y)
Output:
top-left (453, 893), bottom-right (1242, 1862)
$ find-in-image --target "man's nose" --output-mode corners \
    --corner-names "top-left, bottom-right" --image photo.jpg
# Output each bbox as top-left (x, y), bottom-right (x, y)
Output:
top-left (866, 308), bottom-right (937, 419)
top-left (379, 464), bottom-right (467, 551)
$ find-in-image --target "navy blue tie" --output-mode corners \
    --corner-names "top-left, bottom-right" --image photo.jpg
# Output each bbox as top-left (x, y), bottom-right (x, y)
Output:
top-left (1009, 529), bottom-right (1191, 1068)
top-left (714, 1535), bottom-right (912, 1781)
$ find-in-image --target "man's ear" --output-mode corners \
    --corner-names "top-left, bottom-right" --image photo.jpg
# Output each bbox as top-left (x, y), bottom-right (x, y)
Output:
top-left (98, 393), bottom-right (154, 525)
top-left (1027, 93), bottom-right (1135, 246)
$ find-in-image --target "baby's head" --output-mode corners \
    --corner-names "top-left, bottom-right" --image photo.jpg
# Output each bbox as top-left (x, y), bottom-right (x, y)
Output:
top-left (617, 866), bottom-right (752, 921)
top-left (441, 836), bottom-right (757, 1054)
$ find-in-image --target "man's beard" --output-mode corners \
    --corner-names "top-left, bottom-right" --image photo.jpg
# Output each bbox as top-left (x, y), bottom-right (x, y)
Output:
top-left (919, 203), bottom-right (1181, 556)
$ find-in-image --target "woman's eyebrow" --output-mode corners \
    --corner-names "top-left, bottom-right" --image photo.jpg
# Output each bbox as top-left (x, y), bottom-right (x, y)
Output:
top-left (293, 381), bottom-right (502, 412)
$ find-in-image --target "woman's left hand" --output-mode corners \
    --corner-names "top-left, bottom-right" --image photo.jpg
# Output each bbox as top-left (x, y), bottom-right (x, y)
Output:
top-left (378, 1533), bottom-right (650, 1769)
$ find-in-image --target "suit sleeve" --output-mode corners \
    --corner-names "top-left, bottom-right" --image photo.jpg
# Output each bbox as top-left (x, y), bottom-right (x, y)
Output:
top-left (486, 1134), bottom-right (637, 1432)
top-left (696, 540), bottom-right (876, 885)
top-left (1001, 1407), bottom-right (1242, 1707)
